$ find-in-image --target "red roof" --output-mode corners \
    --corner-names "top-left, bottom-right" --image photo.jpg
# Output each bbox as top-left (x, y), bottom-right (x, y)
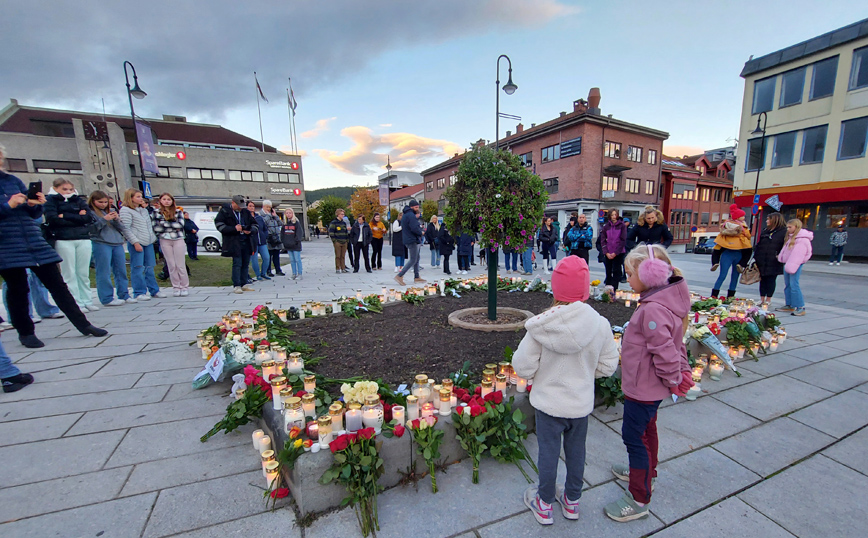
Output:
top-left (389, 184), bottom-right (423, 201)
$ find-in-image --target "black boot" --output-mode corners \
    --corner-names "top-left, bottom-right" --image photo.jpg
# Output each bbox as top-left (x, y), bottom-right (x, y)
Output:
top-left (711, 289), bottom-right (720, 298)
top-left (2, 372), bottom-right (34, 393)
top-left (19, 335), bottom-right (45, 348)
top-left (79, 325), bottom-right (108, 337)
top-left (727, 290), bottom-right (736, 298)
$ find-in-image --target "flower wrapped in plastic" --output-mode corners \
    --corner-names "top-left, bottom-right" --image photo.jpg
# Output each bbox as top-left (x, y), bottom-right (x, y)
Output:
top-left (192, 339), bottom-right (257, 389)
top-left (691, 326), bottom-right (740, 377)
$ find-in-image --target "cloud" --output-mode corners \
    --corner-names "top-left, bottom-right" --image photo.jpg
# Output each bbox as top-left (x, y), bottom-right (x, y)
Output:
top-left (301, 117), bottom-right (337, 139)
top-left (379, 124), bottom-right (393, 128)
top-left (314, 126), bottom-right (462, 175)
top-left (2, 0), bottom-right (574, 120)
top-left (663, 145), bottom-right (707, 158)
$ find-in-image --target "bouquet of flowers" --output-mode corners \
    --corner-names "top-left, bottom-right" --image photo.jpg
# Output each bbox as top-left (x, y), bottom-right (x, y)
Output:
top-left (453, 394), bottom-right (496, 484)
top-left (200, 366), bottom-right (271, 442)
top-left (485, 393), bottom-right (538, 483)
top-left (341, 381), bottom-right (380, 405)
top-left (407, 415), bottom-right (444, 493)
top-left (320, 428), bottom-right (384, 537)
top-left (691, 326), bottom-right (740, 376)
top-left (192, 335), bottom-right (258, 389)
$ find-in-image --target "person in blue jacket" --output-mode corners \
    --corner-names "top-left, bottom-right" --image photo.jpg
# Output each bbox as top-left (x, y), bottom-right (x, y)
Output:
top-left (457, 231), bottom-right (475, 274)
top-left (563, 214), bottom-right (594, 265)
top-left (248, 201), bottom-right (271, 281)
top-left (395, 200), bottom-right (425, 285)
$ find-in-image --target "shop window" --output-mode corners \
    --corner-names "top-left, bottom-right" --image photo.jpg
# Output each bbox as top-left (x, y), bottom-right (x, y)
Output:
top-left (848, 205), bottom-right (868, 228)
top-left (794, 207), bottom-right (815, 229)
top-left (826, 207), bottom-right (848, 228)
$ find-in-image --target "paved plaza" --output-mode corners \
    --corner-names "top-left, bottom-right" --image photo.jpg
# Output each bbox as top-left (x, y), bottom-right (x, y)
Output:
top-left (1, 238), bottom-right (867, 537)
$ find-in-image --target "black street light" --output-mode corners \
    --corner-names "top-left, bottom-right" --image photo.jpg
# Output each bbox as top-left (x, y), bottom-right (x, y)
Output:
top-left (750, 111), bottom-right (768, 234)
top-left (385, 156), bottom-right (393, 245)
top-left (494, 54), bottom-right (517, 151)
top-left (124, 61), bottom-right (148, 196)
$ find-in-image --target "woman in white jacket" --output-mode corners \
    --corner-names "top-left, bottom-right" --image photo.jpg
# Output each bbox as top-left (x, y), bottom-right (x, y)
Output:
top-left (513, 255), bottom-right (619, 525)
top-left (119, 189), bottom-right (165, 300)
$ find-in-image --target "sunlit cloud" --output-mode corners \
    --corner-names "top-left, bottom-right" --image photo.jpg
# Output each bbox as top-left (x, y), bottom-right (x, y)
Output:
top-left (278, 147), bottom-right (308, 157)
top-left (301, 117), bottom-right (337, 139)
top-left (663, 145), bottom-right (706, 159)
top-left (379, 123), bottom-right (393, 128)
top-left (314, 126), bottom-right (462, 176)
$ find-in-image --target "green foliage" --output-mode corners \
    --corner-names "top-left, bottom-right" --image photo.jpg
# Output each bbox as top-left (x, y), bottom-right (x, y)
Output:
top-left (306, 186), bottom-right (357, 204)
top-left (444, 145), bottom-right (548, 253)
top-left (306, 206), bottom-right (320, 228)
top-left (421, 200), bottom-right (439, 222)
top-left (600, 292), bottom-right (612, 303)
top-left (449, 361), bottom-right (474, 390)
top-left (317, 195), bottom-right (348, 226)
top-left (200, 386), bottom-right (270, 442)
top-left (487, 397), bottom-right (538, 482)
top-left (401, 292), bottom-right (425, 306)
top-left (691, 298), bottom-right (722, 312)
top-left (595, 372), bottom-right (624, 408)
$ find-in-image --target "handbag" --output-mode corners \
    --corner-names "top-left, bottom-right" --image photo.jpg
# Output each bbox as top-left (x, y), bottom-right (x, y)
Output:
top-left (740, 260), bottom-right (761, 285)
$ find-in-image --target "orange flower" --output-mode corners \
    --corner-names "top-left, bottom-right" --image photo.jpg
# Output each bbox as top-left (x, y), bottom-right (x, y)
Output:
top-left (288, 426), bottom-right (302, 439)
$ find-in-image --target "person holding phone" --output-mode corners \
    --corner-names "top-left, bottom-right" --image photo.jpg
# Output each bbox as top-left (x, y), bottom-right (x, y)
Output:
top-left (0, 145), bottom-right (107, 348)
top-left (88, 191), bottom-right (136, 306)
top-left (119, 188), bottom-right (166, 300)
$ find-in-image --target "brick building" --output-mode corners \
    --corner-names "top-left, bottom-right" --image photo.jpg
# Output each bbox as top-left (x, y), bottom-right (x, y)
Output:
top-left (420, 89), bottom-right (668, 236)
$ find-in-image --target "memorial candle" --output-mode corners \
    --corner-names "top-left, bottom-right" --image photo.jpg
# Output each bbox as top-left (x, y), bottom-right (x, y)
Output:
top-left (421, 402), bottom-right (435, 419)
top-left (317, 416), bottom-right (333, 448)
top-left (264, 461), bottom-right (280, 488)
top-left (406, 395), bottom-right (419, 421)
top-left (439, 389), bottom-right (451, 416)
top-left (328, 402), bottom-right (344, 431)
top-left (287, 353), bottom-right (304, 374)
top-left (272, 345), bottom-right (287, 363)
top-left (259, 435), bottom-right (271, 455)
top-left (283, 397), bottom-right (305, 433)
top-left (301, 393), bottom-right (316, 418)
top-left (495, 374), bottom-right (507, 394)
top-left (261, 449), bottom-right (275, 478)
top-left (262, 359), bottom-right (277, 381)
top-left (480, 379), bottom-right (493, 397)
top-left (391, 405), bottom-right (405, 426)
top-left (270, 376), bottom-right (287, 411)
top-left (345, 403), bottom-right (363, 432)
top-left (303, 374), bottom-right (316, 393)
top-left (252, 429), bottom-right (264, 451)
top-left (516, 377), bottom-right (528, 392)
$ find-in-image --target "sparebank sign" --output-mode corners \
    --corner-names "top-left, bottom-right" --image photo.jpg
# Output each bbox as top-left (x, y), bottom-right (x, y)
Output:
top-left (266, 160), bottom-right (299, 170)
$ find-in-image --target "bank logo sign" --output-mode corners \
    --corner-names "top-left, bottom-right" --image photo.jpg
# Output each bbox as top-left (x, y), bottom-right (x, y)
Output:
top-left (266, 160), bottom-right (300, 170)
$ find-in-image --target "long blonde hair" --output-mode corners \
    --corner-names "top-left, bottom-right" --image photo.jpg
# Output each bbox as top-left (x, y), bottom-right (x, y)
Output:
top-left (786, 219), bottom-right (803, 249)
top-left (122, 188), bottom-right (142, 209)
top-left (624, 243), bottom-right (684, 281)
top-left (284, 208), bottom-right (296, 224)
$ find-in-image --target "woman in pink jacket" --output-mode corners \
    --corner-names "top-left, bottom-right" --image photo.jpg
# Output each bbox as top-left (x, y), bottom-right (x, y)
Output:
top-left (776, 219), bottom-right (813, 317)
top-left (605, 244), bottom-right (693, 523)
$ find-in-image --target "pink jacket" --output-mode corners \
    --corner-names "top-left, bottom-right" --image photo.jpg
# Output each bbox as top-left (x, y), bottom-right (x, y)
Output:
top-left (620, 277), bottom-right (691, 402)
top-left (777, 229), bottom-right (813, 274)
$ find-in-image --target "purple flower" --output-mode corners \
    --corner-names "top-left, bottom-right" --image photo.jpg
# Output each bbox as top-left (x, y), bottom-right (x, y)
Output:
top-left (510, 202), bottom-right (514, 206)
top-left (520, 230), bottom-right (527, 236)
top-left (475, 201), bottom-right (480, 205)
top-left (490, 247), bottom-right (496, 252)
top-left (479, 216), bottom-right (483, 221)
top-left (505, 239), bottom-right (510, 245)
top-left (519, 214), bottom-right (524, 221)
top-left (498, 223), bottom-right (504, 229)
top-left (512, 192), bottom-right (516, 195)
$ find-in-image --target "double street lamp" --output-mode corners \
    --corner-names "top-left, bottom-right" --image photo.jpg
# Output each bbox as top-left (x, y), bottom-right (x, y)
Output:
top-left (123, 61), bottom-right (148, 195)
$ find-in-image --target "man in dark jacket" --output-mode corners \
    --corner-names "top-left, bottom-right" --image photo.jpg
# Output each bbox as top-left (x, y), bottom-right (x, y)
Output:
top-left (248, 201), bottom-right (271, 282)
top-left (214, 194), bottom-right (257, 294)
top-left (349, 215), bottom-right (373, 273)
top-left (327, 208), bottom-right (350, 273)
top-left (457, 231), bottom-right (474, 274)
top-left (438, 225), bottom-right (455, 275)
top-left (182, 211), bottom-right (199, 260)
top-left (395, 200), bottom-right (425, 286)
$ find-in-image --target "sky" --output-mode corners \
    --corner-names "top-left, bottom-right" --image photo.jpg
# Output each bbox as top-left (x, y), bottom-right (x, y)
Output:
top-left (2, 1), bottom-right (865, 190)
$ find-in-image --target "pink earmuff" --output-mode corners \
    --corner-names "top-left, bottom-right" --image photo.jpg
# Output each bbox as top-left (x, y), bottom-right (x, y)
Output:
top-left (638, 244), bottom-right (672, 288)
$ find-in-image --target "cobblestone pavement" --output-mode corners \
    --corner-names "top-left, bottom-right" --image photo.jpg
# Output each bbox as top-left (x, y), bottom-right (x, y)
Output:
top-left (1, 238), bottom-right (866, 537)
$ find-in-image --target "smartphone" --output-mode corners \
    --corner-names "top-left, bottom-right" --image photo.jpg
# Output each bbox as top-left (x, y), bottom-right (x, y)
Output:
top-left (27, 181), bottom-right (42, 200)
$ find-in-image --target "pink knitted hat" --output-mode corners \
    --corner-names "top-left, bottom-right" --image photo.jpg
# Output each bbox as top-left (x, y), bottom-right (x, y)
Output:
top-left (552, 255), bottom-right (590, 302)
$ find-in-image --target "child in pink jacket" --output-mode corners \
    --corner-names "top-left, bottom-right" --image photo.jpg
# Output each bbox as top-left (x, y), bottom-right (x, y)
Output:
top-left (605, 244), bottom-right (693, 523)
top-left (776, 219), bottom-right (813, 316)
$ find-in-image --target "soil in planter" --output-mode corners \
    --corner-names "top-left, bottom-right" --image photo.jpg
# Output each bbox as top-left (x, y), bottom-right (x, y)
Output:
top-left (457, 310), bottom-right (528, 325)
top-left (289, 292), bottom-right (634, 387)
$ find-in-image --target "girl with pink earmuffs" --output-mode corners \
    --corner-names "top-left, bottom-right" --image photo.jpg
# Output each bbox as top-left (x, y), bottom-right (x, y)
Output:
top-left (604, 244), bottom-right (694, 523)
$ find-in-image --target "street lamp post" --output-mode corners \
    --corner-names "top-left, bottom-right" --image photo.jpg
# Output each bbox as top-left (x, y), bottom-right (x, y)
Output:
top-left (750, 111), bottom-right (768, 235)
top-left (123, 61), bottom-right (148, 196)
top-left (386, 157), bottom-right (393, 246)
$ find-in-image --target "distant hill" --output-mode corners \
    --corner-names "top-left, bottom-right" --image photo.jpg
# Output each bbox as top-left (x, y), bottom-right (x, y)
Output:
top-left (305, 186), bottom-right (360, 204)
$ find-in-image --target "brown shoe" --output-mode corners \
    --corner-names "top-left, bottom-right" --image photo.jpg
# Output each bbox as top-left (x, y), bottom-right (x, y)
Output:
top-left (414, 278), bottom-right (427, 283)
top-left (394, 275), bottom-right (406, 286)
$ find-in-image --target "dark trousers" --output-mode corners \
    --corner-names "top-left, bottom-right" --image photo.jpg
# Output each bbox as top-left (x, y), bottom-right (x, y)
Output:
top-left (268, 248), bottom-right (282, 274)
top-left (603, 253), bottom-right (625, 290)
top-left (231, 249), bottom-right (251, 287)
top-left (622, 398), bottom-right (661, 504)
top-left (759, 275), bottom-right (778, 298)
top-left (347, 240), bottom-right (355, 266)
top-left (536, 410), bottom-right (588, 504)
top-left (458, 254), bottom-right (470, 271)
top-left (569, 247), bottom-right (590, 265)
top-left (352, 242), bottom-right (371, 272)
top-left (0, 264), bottom-right (90, 337)
top-left (186, 241), bottom-right (198, 260)
top-left (830, 245), bottom-right (845, 263)
top-left (442, 253), bottom-right (451, 274)
top-left (371, 237), bottom-right (383, 269)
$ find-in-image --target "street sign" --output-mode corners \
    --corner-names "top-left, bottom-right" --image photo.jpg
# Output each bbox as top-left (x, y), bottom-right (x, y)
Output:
top-left (765, 194), bottom-right (783, 211)
top-left (752, 204), bottom-right (760, 215)
top-left (753, 194), bottom-right (760, 204)
top-left (691, 226), bottom-right (698, 232)
top-left (141, 180), bottom-right (152, 199)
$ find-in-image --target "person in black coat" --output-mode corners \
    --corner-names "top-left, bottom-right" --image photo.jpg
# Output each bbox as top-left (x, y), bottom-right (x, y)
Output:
top-left (753, 212), bottom-right (787, 303)
top-left (214, 195), bottom-right (258, 292)
top-left (182, 211), bottom-right (199, 260)
top-left (438, 226), bottom-right (455, 275)
top-left (425, 217), bottom-right (441, 267)
top-left (391, 217), bottom-right (407, 272)
top-left (457, 231), bottom-right (474, 273)
top-left (349, 215), bottom-right (373, 273)
top-left (627, 207), bottom-right (673, 248)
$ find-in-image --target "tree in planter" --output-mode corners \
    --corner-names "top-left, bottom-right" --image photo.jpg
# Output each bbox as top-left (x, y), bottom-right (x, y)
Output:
top-left (444, 145), bottom-right (548, 319)
top-left (318, 195), bottom-right (348, 227)
top-left (349, 187), bottom-right (385, 223)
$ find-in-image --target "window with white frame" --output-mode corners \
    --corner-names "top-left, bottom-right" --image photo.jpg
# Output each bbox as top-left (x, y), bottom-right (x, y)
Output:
top-left (752, 76), bottom-right (776, 114)
top-left (519, 152), bottom-right (532, 167)
top-left (801, 125), bottom-right (828, 164)
top-left (448, 174), bottom-right (456, 186)
top-left (645, 180), bottom-right (655, 195)
top-left (426, 182), bottom-right (433, 192)
top-left (647, 149), bottom-right (657, 165)
top-left (850, 46), bottom-right (868, 90)
top-left (604, 141), bottom-right (621, 159)
top-left (772, 131), bottom-right (797, 168)
top-left (543, 178), bottom-right (559, 194)
top-left (779, 67), bottom-right (806, 107)
top-left (626, 146), bottom-right (643, 162)
top-left (602, 175), bottom-right (618, 191)
top-left (810, 56), bottom-right (838, 100)
top-left (437, 177), bottom-right (445, 189)
top-left (838, 116), bottom-right (868, 160)
top-left (625, 178), bottom-right (640, 193)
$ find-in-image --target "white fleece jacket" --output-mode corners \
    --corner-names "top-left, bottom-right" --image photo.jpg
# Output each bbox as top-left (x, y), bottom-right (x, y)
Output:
top-left (512, 301), bottom-right (619, 419)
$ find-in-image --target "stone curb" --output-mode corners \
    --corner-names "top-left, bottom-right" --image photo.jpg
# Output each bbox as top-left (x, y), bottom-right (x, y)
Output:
top-left (447, 307), bottom-right (534, 332)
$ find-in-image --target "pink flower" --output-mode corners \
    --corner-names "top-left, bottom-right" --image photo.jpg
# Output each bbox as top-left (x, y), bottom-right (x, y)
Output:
top-left (520, 230), bottom-right (527, 236)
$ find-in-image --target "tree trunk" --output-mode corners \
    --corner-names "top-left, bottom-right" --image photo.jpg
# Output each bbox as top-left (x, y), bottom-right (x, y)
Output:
top-left (488, 247), bottom-right (498, 320)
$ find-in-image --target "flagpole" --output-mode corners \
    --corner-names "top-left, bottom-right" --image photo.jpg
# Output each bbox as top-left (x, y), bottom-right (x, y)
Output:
top-left (286, 87), bottom-right (295, 154)
top-left (254, 72), bottom-right (265, 152)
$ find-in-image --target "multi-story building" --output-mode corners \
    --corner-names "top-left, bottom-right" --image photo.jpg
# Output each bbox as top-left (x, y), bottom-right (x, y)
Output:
top-left (660, 155), bottom-right (734, 251)
top-left (378, 170), bottom-right (422, 190)
top-left (420, 89), bottom-right (669, 237)
top-left (0, 99), bottom-right (306, 221)
top-left (388, 184), bottom-right (424, 218)
top-left (734, 17), bottom-right (868, 257)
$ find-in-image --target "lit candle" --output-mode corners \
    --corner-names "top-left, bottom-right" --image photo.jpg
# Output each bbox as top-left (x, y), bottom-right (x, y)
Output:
top-left (252, 429), bottom-right (264, 451)
top-left (438, 388), bottom-right (451, 416)
top-left (270, 376), bottom-right (287, 411)
top-left (303, 374), bottom-right (316, 393)
top-left (356, 289), bottom-right (363, 300)
top-left (691, 367), bottom-right (703, 383)
top-left (264, 460), bottom-right (280, 488)
top-left (276, 309), bottom-right (288, 322)
top-left (482, 369), bottom-right (495, 384)
top-left (345, 403), bottom-right (363, 432)
top-left (231, 312), bottom-right (242, 327)
top-left (317, 416), bottom-right (333, 448)
top-left (778, 330), bottom-right (787, 343)
top-left (391, 405), bottom-right (405, 426)
top-left (241, 324), bottom-right (253, 340)
top-left (421, 402), bottom-right (435, 418)
top-left (272, 345), bottom-right (287, 363)
top-left (495, 374), bottom-right (507, 394)
top-left (362, 395), bottom-right (384, 432)
top-left (306, 420), bottom-right (318, 440)
top-left (262, 359), bottom-right (277, 381)
top-left (480, 379), bottom-right (493, 397)
top-left (406, 395), bottom-right (419, 421)
top-left (328, 402), bottom-right (344, 431)
top-left (274, 357), bottom-right (286, 375)
top-left (516, 377), bottom-right (528, 393)
top-left (287, 353), bottom-right (304, 374)
top-left (737, 345), bottom-right (746, 359)
top-left (412, 374), bottom-right (430, 404)
top-left (283, 397), bottom-right (305, 433)
top-left (709, 359), bottom-right (724, 381)
top-left (196, 332), bottom-right (205, 348)
top-left (301, 393), bottom-right (316, 418)
top-left (261, 449), bottom-right (275, 478)
top-left (201, 346), bottom-right (211, 360)
top-left (625, 298), bottom-right (631, 308)
top-left (259, 435), bottom-right (271, 455)
top-left (770, 337), bottom-right (779, 352)
top-left (685, 384), bottom-right (702, 401)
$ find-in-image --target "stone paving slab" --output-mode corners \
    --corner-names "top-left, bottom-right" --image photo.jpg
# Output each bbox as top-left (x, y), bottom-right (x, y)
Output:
top-left (2, 333), bottom-right (109, 353)
top-left (650, 447), bottom-right (760, 524)
top-left (650, 497), bottom-right (796, 538)
top-left (0, 413), bottom-right (82, 448)
top-left (167, 509), bottom-right (300, 538)
top-left (0, 385), bottom-right (169, 422)
top-left (781, 343), bottom-right (848, 362)
top-left (94, 349), bottom-right (202, 377)
top-left (0, 372), bottom-right (142, 402)
top-left (784, 359), bottom-right (868, 393)
top-left (67, 394), bottom-right (230, 435)
top-left (142, 470), bottom-right (283, 538)
top-left (0, 466), bottom-right (131, 522)
top-left (134, 367), bottom-right (204, 388)
top-left (827, 326), bottom-right (868, 337)
top-left (710, 375), bottom-right (833, 421)
top-left (835, 349), bottom-right (868, 370)
top-left (0, 492), bottom-right (157, 538)
top-left (591, 401), bottom-right (623, 424)
top-left (856, 382), bottom-right (868, 394)
top-left (581, 416), bottom-right (625, 486)
top-left (19, 358), bottom-right (111, 382)
top-left (11, 343), bottom-right (147, 363)
top-left (162, 381), bottom-right (229, 402)
top-left (739, 455), bottom-right (868, 538)
top-left (825, 334), bottom-right (868, 353)
top-left (821, 427), bottom-right (868, 475)
top-left (736, 352), bottom-right (812, 377)
top-left (788, 389), bottom-right (868, 438)
top-left (712, 417), bottom-right (835, 477)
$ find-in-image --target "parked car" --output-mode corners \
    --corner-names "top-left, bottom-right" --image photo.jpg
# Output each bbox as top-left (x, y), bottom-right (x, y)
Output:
top-left (694, 237), bottom-right (716, 254)
top-left (191, 212), bottom-right (222, 252)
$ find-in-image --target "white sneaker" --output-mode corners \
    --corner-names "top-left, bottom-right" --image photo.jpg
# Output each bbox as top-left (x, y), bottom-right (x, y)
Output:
top-left (836, 262), bottom-right (841, 266)
top-left (173, 289), bottom-right (181, 297)
top-left (234, 286), bottom-right (244, 294)
top-left (829, 262), bottom-right (834, 265)
top-left (296, 275), bottom-right (303, 281)
top-left (152, 291), bottom-right (168, 298)
top-left (86, 304), bottom-right (99, 311)
top-left (180, 289), bottom-right (189, 296)
top-left (47, 312), bottom-right (65, 319)
top-left (0, 322), bottom-right (12, 331)
top-left (135, 294), bottom-right (151, 301)
top-left (32, 315), bottom-right (42, 323)
top-left (105, 299), bottom-right (125, 306)
top-left (125, 297), bottom-right (138, 304)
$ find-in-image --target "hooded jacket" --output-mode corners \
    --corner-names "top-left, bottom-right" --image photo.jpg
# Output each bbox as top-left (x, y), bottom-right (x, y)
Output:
top-left (281, 216), bottom-right (304, 251)
top-left (512, 301), bottom-right (619, 418)
top-left (0, 171), bottom-right (63, 270)
top-left (43, 187), bottom-right (93, 241)
top-left (620, 276), bottom-right (691, 402)
top-left (600, 218), bottom-right (627, 255)
top-left (401, 205), bottom-right (423, 246)
top-left (777, 229), bottom-right (813, 274)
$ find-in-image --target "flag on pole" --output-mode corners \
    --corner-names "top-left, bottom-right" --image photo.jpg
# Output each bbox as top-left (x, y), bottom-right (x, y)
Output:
top-left (254, 72), bottom-right (268, 103)
top-left (288, 79), bottom-right (298, 114)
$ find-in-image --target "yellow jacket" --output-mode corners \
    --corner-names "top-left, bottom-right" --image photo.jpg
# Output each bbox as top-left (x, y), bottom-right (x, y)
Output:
top-left (714, 220), bottom-right (751, 250)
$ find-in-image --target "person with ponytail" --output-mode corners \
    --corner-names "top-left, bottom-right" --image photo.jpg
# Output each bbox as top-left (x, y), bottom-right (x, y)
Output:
top-left (88, 191), bottom-right (136, 306)
top-left (605, 244), bottom-right (693, 523)
top-left (776, 219), bottom-right (813, 316)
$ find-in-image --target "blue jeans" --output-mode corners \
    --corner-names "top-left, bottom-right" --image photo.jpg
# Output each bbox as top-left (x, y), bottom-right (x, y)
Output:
top-left (784, 266), bottom-right (804, 308)
top-left (713, 248), bottom-right (741, 292)
top-left (2, 270), bottom-right (61, 318)
top-left (127, 243), bottom-right (159, 297)
top-left (286, 250), bottom-right (302, 276)
top-left (536, 410), bottom-right (588, 504)
top-left (522, 249), bottom-right (533, 273)
top-left (430, 248), bottom-right (440, 266)
top-left (830, 245), bottom-right (844, 263)
top-left (395, 256), bottom-right (405, 267)
top-left (92, 242), bottom-right (130, 304)
top-left (0, 339), bottom-right (20, 379)
top-left (251, 244), bottom-right (271, 278)
top-left (504, 252), bottom-right (519, 271)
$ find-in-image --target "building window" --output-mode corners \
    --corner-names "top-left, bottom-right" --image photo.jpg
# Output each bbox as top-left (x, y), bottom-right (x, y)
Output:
top-left (228, 170), bottom-right (242, 181)
top-left (543, 178), bottom-right (559, 194)
top-left (287, 173), bottom-right (300, 183)
top-left (752, 76), bottom-right (776, 114)
top-left (519, 152), bottom-right (532, 167)
top-left (5, 158), bottom-right (27, 172)
top-left (626, 146), bottom-right (643, 162)
top-left (672, 183), bottom-right (695, 200)
top-left (602, 175), bottom-right (618, 191)
top-left (848, 205), bottom-right (868, 228)
top-left (700, 187), bottom-right (710, 202)
top-left (32, 160), bottom-right (82, 174)
top-left (717, 169), bottom-right (725, 178)
top-left (241, 171), bottom-right (253, 181)
top-left (212, 169), bottom-right (226, 180)
top-left (186, 168), bottom-right (201, 179)
top-left (772, 131), bottom-right (797, 168)
top-left (438, 196), bottom-right (447, 213)
top-left (541, 144), bottom-right (560, 162)
top-left (711, 212), bottom-right (720, 225)
top-left (779, 67), bottom-right (806, 108)
top-left (724, 190), bottom-right (731, 203)
top-left (437, 177), bottom-right (445, 189)
top-left (826, 206), bottom-right (848, 228)
top-left (745, 137), bottom-right (766, 171)
top-left (850, 46), bottom-right (868, 90)
top-left (625, 178), bottom-right (640, 193)
top-left (713, 188), bottom-right (722, 202)
top-left (604, 141), bottom-right (621, 159)
top-left (426, 182), bottom-right (433, 192)
top-left (645, 180), bottom-right (655, 195)
top-left (648, 149), bottom-right (658, 165)
top-left (267, 172), bottom-right (280, 183)
top-left (800, 125), bottom-right (828, 164)
top-left (701, 212), bottom-right (710, 225)
top-left (810, 56), bottom-right (838, 100)
top-left (448, 174), bottom-right (456, 186)
top-left (252, 172), bottom-right (264, 182)
top-left (838, 116), bottom-right (868, 160)
top-left (559, 137), bottom-right (582, 158)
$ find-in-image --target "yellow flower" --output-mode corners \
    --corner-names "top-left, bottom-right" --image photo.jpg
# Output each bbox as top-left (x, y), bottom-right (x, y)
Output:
top-left (293, 439), bottom-right (303, 449)
top-left (591, 279), bottom-right (601, 286)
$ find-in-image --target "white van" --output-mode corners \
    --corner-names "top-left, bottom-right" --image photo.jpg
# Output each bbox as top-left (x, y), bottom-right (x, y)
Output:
top-left (191, 212), bottom-right (223, 252)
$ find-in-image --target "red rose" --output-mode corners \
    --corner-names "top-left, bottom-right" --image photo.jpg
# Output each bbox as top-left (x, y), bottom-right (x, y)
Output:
top-left (492, 391), bottom-right (503, 404)
top-left (260, 339), bottom-right (270, 346)
top-left (329, 435), bottom-right (349, 453)
top-left (410, 418), bottom-right (421, 429)
top-left (460, 394), bottom-right (472, 404)
top-left (270, 487), bottom-right (289, 499)
top-left (382, 401), bottom-right (393, 423)
top-left (527, 383), bottom-right (533, 393)
top-left (453, 388), bottom-right (467, 398)
top-left (346, 432), bottom-right (358, 444)
top-left (295, 390), bottom-right (307, 397)
top-left (455, 406), bottom-right (465, 415)
top-left (469, 404), bottom-right (485, 417)
top-left (474, 386), bottom-right (481, 395)
top-left (232, 328), bottom-right (240, 334)
top-left (483, 392), bottom-right (495, 403)
top-left (220, 328), bottom-right (228, 334)
top-left (393, 424), bottom-right (406, 438)
top-left (358, 427), bottom-right (375, 440)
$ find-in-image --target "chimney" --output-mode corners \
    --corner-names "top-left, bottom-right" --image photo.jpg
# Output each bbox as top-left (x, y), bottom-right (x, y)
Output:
top-left (559, 111), bottom-right (566, 117)
top-left (516, 123), bottom-right (524, 133)
top-left (531, 123), bottom-right (536, 128)
top-left (588, 87), bottom-right (601, 115)
top-left (573, 99), bottom-right (588, 113)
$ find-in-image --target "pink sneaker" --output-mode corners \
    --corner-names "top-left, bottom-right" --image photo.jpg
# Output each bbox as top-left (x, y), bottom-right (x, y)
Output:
top-left (555, 485), bottom-right (580, 520)
top-left (523, 486), bottom-right (553, 525)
